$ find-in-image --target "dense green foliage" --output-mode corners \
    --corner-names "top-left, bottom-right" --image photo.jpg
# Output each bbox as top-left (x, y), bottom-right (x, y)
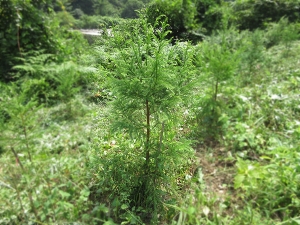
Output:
top-left (1, 0), bottom-right (300, 224)
top-left (231, 0), bottom-right (300, 30)
top-left (67, 0), bottom-right (150, 18)
top-left (146, 0), bottom-right (197, 38)
top-left (145, 0), bottom-right (300, 39)
top-left (52, 0), bottom-right (151, 29)
top-left (0, 0), bottom-right (55, 81)
top-left (53, 0), bottom-right (300, 36)
top-left (0, 0), bottom-right (88, 83)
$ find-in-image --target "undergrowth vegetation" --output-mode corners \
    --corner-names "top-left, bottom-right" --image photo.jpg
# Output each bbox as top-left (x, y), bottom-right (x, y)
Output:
top-left (1, 0), bottom-right (300, 224)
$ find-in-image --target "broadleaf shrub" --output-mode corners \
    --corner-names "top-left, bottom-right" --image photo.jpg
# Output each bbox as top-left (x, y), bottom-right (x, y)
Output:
top-left (235, 146), bottom-right (300, 218)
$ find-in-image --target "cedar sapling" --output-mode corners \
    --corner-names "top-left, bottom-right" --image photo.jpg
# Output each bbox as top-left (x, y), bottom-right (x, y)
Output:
top-left (108, 17), bottom-right (196, 219)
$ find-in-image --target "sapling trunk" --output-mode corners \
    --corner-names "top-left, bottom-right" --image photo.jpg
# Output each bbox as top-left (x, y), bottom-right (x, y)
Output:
top-left (10, 148), bottom-right (39, 221)
top-left (212, 79), bottom-right (219, 125)
top-left (20, 114), bottom-right (32, 162)
top-left (10, 147), bottom-right (38, 218)
top-left (28, 191), bottom-right (39, 219)
top-left (214, 80), bottom-right (219, 102)
top-left (8, 170), bottom-right (27, 221)
top-left (145, 99), bottom-right (150, 171)
top-left (9, 147), bottom-right (25, 217)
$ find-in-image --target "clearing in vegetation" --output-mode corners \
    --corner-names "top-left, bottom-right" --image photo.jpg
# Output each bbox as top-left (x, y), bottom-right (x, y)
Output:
top-left (1, 0), bottom-right (300, 224)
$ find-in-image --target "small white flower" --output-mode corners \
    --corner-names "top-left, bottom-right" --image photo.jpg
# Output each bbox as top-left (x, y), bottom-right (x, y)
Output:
top-left (203, 206), bottom-right (210, 216)
top-left (185, 174), bottom-right (192, 180)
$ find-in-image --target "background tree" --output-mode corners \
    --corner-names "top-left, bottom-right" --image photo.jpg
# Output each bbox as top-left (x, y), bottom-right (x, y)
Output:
top-left (194, 0), bottom-right (223, 34)
top-left (231, 0), bottom-right (300, 30)
top-left (69, 0), bottom-right (94, 15)
top-left (146, 0), bottom-right (197, 39)
top-left (0, 0), bottom-right (59, 81)
top-left (121, 0), bottom-right (144, 18)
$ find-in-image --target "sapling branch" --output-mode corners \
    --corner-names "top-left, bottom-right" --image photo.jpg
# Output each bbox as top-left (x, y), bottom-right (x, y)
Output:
top-left (9, 148), bottom-right (30, 220)
top-left (8, 170), bottom-right (26, 220)
top-left (11, 146), bottom-right (24, 170)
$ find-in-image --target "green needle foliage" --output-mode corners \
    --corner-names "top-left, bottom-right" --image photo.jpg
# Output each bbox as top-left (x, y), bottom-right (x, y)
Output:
top-left (194, 31), bottom-right (240, 143)
top-left (101, 18), bottom-right (196, 220)
top-left (238, 29), bottom-right (266, 85)
top-left (0, 84), bottom-right (41, 162)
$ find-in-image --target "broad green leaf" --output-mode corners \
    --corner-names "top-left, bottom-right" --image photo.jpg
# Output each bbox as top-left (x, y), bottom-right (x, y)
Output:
top-left (59, 190), bottom-right (71, 199)
top-left (121, 204), bottom-right (129, 210)
top-left (234, 174), bottom-right (245, 189)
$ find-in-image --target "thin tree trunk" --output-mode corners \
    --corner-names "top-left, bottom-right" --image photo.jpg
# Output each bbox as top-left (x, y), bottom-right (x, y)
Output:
top-left (28, 191), bottom-right (39, 219)
top-left (21, 115), bottom-right (32, 162)
top-left (10, 147), bottom-right (27, 220)
top-left (214, 80), bottom-right (219, 102)
top-left (145, 99), bottom-right (150, 170)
